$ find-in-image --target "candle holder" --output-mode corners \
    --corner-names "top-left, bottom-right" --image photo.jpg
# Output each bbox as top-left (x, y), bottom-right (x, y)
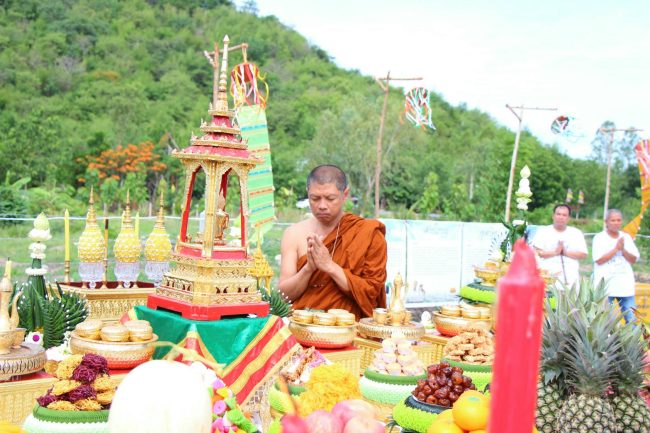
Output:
top-left (114, 261), bottom-right (139, 289)
top-left (144, 260), bottom-right (169, 287)
top-left (78, 261), bottom-right (104, 289)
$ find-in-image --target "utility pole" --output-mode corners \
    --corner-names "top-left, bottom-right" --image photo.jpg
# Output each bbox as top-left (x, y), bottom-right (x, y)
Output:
top-left (599, 127), bottom-right (643, 226)
top-left (504, 104), bottom-right (557, 222)
top-left (374, 72), bottom-right (422, 218)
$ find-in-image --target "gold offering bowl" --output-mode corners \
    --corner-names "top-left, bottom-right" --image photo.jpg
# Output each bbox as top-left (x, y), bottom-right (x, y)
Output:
top-left (356, 317), bottom-right (425, 341)
top-left (70, 332), bottom-right (158, 369)
top-left (12, 328), bottom-right (26, 348)
top-left (433, 312), bottom-right (492, 337)
top-left (288, 320), bottom-right (356, 349)
top-left (473, 266), bottom-right (500, 286)
top-left (0, 330), bottom-right (17, 355)
top-left (0, 343), bottom-right (46, 381)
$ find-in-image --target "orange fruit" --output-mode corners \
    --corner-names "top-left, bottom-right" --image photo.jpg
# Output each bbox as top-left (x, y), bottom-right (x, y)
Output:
top-left (458, 390), bottom-right (488, 402)
top-left (427, 419), bottom-right (464, 433)
top-left (452, 395), bottom-right (489, 431)
top-left (469, 430), bottom-right (487, 433)
top-left (436, 409), bottom-right (454, 422)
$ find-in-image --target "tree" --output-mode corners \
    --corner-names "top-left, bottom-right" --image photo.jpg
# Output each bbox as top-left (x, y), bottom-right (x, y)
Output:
top-left (241, 0), bottom-right (258, 16)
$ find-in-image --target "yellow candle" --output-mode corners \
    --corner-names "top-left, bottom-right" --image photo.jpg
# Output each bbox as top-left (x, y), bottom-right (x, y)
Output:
top-left (64, 209), bottom-right (70, 262)
top-left (5, 259), bottom-right (11, 280)
top-left (104, 218), bottom-right (109, 259)
top-left (135, 212), bottom-right (140, 236)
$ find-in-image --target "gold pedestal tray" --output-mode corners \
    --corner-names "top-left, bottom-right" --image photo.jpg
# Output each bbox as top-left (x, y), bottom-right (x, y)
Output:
top-left (69, 332), bottom-right (158, 370)
top-left (356, 317), bottom-right (425, 341)
top-left (432, 312), bottom-right (492, 337)
top-left (0, 343), bottom-right (46, 382)
top-left (60, 282), bottom-right (155, 322)
top-left (288, 320), bottom-right (356, 349)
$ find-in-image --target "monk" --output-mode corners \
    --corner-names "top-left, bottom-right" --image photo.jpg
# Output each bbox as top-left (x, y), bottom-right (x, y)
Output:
top-left (279, 165), bottom-right (387, 320)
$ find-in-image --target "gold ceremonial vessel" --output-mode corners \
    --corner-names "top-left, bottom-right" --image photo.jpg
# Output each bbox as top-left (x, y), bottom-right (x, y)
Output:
top-left (0, 343), bottom-right (47, 381)
top-left (70, 331), bottom-right (158, 369)
top-left (356, 273), bottom-right (425, 340)
top-left (99, 324), bottom-right (130, 342)
top-left (292, 310), bottom-right (314, 324)
top-left (473, 266), bottom-right (501, 286)
top-left (288, 320), bottom-right (356, 349)
top-left (357, 317), bottom-right (425, 340)
top-left (0, 266), bottom-right (46, 381)
top-left (432, 312), bottom-right (491, 337)
top-left (12, 328), bottom-right (26, 348)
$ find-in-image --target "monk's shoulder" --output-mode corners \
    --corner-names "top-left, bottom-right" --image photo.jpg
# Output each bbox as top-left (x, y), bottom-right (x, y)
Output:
top-left (344, 213), bottom-right (386, 235)
top-left (282, 218), bottom-right (313, 242)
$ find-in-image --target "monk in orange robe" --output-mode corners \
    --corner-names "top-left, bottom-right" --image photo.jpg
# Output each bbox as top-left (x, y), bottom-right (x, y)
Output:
top-left (279, 165), bottom-right (387, 320)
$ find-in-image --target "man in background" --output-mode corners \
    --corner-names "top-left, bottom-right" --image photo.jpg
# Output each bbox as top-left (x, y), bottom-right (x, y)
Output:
top-left (592, 209), bottom-right (640, 323)
top-left (532, 204), bottom-right (588, 288)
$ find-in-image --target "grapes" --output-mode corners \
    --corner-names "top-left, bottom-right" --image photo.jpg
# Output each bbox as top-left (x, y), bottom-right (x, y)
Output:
top-left (412, 362), bottom-right (476, 407)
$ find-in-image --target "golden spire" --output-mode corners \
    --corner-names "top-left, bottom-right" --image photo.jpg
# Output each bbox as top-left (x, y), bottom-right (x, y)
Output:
top-left (155, 189), bottom-right (165, 229)
top-left (215, 35), bottom-right (230, 113)
top-left (249, 231), bottom-right (273, 285)
top-left (212, 41), bottom-right (219, 109)
top-left (78, 186), bottom-right (105, 263)
top-left (122, 190), bottom-right (133, 228)
top-left (87, 186), bottom-right (97, 225)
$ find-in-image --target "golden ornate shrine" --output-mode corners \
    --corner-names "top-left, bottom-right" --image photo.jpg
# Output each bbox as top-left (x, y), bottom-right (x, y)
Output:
top-left (148, 36), bottom-right (269, 320)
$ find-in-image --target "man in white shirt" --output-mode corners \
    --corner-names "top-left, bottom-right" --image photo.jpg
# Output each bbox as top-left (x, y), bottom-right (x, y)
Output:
top-left (592, 209), bottom-right (640, 323)
top-left (532, 204), bottom-right (588, 289)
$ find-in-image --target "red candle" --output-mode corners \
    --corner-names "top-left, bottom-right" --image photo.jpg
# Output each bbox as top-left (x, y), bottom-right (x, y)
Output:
top-left (488, 239), bottom-right (545, 433)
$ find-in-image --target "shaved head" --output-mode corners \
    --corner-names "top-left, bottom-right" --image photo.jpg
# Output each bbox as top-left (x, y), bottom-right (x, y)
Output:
top-left (307, 165), bottom-right (348, 192)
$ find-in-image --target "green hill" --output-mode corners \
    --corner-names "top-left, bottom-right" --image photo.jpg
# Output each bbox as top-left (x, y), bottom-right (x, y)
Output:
top-left (0, 0), bottom-right (640, 224)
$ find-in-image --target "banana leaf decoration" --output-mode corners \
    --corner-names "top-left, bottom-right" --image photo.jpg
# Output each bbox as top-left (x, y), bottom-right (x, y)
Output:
top-left (260, 286), bottom-right (292, 318)
top-left (499, 218), bottom-right (529, 261)
top-left (16, 281), bottom-right (89, 349)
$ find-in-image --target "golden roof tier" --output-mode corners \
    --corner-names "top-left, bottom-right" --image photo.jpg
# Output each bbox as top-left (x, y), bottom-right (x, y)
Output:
top-left (149, 36), bottom-right (268, 320)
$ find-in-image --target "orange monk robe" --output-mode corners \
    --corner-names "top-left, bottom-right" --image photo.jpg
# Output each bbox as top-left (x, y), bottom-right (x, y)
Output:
top-left (293, 213), bottom-right (387, 320)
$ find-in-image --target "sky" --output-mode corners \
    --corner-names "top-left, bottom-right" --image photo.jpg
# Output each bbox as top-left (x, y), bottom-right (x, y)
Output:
top-left (248, 0), bottom-right (650, 159)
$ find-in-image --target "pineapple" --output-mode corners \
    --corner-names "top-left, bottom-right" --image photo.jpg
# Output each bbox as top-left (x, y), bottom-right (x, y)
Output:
top-left (536, 286), bottom-right (571, 433)
top-left (556, 294), bottom-right (621, 433)
top-left (610, 323), bottom-right (650, 433)
top-left (536, 279), bottom-right (608, 433)
top-left (536, 381), bottom-right (563, 433)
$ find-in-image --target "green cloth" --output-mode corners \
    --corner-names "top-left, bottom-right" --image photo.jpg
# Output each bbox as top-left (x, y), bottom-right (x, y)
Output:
top-left (133, 306), bottom-right (270, 365)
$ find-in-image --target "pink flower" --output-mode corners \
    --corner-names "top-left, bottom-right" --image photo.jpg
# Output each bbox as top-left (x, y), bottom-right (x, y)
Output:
top-left (213, 400), bottom-right (227, 416)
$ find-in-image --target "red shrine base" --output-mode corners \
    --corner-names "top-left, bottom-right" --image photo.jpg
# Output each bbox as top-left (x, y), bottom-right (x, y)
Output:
top-left (146, 294), bottom-right (270, 321)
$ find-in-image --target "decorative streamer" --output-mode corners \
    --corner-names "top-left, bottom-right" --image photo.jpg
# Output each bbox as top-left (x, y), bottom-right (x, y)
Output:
top-left (401, 87), bottom-right (435, 130)
top-left (237, 105), bottom-right (276, 242)
top-left (230, 47), bottom-right (269, 110)
top-left (623, 139), bottom-right (650, 238)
